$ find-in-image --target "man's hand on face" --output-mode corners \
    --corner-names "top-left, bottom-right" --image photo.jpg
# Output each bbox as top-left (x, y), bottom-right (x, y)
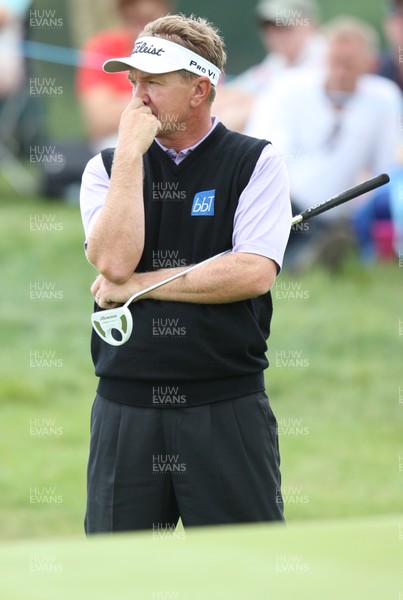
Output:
top-left (116, 98), bottom-right (161, 156)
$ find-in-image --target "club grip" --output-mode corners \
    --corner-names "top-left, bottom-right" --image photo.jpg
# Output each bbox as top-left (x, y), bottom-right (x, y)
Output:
top-left (296, 173), bottom-right (390, 223)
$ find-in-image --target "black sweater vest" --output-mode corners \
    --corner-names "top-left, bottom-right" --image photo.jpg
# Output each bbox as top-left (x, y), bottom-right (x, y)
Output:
top-left (94, 123), bottom-right (272, 407)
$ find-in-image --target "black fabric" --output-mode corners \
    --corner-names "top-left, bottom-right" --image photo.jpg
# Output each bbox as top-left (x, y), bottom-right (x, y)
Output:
top-left (95, 124), bottom-right (272, 407)
top-left (84, 392), bottom-right (284, 533)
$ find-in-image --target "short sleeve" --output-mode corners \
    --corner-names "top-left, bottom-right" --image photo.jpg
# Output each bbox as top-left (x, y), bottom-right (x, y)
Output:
top-left (232, 144), bottom-right (292, 271)
top-left (80, 153), bottom-right (110, 248)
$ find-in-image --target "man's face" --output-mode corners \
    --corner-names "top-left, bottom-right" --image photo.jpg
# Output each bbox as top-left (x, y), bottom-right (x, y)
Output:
top-left (261, 21), bottom-right (314, 63)
top-left (385, 9), bottom-right (403, 48)
top-left (121, 0), bottom-right (171, 38)
top-left (128, 69), bottom-right (195, 137)
top-left (326, 37), bottom-right (372, 92)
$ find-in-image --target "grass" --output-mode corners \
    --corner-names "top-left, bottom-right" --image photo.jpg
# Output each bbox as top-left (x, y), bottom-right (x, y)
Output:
top-left (1, 516), bottom-right (401, 600)
top-left (268, 257), bottom-right (402, 520)
top-left (0, 191), bottom-right (402, 540)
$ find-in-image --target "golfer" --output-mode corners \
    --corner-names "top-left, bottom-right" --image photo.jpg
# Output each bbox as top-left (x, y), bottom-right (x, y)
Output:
top-left (80, 14), bottom-right (291, 532)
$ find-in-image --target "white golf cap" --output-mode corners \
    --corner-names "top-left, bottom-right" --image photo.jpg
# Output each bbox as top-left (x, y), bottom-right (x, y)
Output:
top-left (103, 36), bottom-right (221, 86)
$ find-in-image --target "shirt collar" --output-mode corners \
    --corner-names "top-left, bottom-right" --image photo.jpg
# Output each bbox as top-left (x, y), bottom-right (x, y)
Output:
top-left (154, 116), bottom-right (219, 164)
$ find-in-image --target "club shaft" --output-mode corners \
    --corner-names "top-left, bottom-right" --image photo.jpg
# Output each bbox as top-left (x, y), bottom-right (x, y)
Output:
top-left (291, 173), bottom-right (390, 226)
top-left (121, 173), bottom-right (390, 306)
top-left (124, 250), bottom-right (231, 307)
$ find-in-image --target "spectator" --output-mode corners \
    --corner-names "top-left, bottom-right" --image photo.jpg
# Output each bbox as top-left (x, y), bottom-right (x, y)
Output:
top-left (68, 0), bottom-right (121, 50)
top-left (0, 0), bottom-right (31, 102)
top-left (245, 16), bottom-right (402, 271)
top-left (42, 0), bottom-right (173, 200)
top-left (213, 0), bottom-right (326, 132)
top-left (378, 0), bottom-right (403, 92)
top-left (76, 0), bottom-right (174, 152)
top-left (0, 0), bottom-right (39, 194)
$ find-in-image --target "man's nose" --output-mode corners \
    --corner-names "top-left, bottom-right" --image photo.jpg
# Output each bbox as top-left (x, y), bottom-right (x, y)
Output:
top-left (132, 84), bottom-right (150, 104)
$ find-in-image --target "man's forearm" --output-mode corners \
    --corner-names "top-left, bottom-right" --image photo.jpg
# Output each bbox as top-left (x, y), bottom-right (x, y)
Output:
top-left (86, 152), bottom-right (145, 283)
top-left (93, 253), bottom-right (278, 307)
top-left (85, 98), bottom-right (161, 284)
top-left (145, 253), bottom-right (277, 302)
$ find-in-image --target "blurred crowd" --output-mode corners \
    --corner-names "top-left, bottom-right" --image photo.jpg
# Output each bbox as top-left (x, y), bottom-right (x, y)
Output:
top-left (214, 0), bottom-right (403, 270)
top-left (1, 0), bottom-right (403, 270)
top-left (0, 0), bottom-right (42, 185)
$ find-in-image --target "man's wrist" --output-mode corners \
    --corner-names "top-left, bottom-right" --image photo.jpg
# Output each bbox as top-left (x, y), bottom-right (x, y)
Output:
top-left (113, 148), bottom-right (143, 167)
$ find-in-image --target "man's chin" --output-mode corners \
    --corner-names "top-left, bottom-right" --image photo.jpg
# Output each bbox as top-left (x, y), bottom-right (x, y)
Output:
top-left (156, 123), bottom-right (186, 137)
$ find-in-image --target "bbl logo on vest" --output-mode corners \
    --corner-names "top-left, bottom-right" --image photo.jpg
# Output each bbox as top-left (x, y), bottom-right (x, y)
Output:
top-left (191, 190), bottom-right (215, 216)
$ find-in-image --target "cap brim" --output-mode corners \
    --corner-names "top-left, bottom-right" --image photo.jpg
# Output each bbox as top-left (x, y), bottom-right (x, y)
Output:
top-left (103, 55), bottom-right (182, 74)
top-left (256, 8), bottom-right (277, 22)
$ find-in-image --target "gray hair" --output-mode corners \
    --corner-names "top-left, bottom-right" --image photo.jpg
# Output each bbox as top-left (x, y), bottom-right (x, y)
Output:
top-left (323, 16), bottom-right (380, 56)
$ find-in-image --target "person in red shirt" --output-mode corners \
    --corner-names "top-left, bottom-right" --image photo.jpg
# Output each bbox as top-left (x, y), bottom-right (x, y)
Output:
top-left (76, 0), bottom-right (174, 152)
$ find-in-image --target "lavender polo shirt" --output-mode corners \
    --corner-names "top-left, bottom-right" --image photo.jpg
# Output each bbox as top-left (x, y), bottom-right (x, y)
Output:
top-left (80, 118), bottom-right (291, 270)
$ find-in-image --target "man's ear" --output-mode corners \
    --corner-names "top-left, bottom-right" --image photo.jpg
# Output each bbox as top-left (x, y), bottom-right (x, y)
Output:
top-left (190, 77), bottom-right (211, 107)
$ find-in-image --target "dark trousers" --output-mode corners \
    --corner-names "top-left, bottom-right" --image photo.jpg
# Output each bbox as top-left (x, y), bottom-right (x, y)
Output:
top-left (84, 391), bottom-right (284, 533)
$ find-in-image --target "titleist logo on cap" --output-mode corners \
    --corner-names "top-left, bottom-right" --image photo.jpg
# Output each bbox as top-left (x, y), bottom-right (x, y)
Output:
top-left (133, 41), bottom-right (166, 57)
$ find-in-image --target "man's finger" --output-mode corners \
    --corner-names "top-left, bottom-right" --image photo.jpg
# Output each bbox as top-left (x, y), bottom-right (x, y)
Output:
top-left (127, 97), bottom-right (145, 110)
top-left (90, 274), bottom-right (104, 296)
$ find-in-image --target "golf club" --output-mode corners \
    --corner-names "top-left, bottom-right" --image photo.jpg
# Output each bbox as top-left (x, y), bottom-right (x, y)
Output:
top-left (91, 250), bottom-right (231, 346)
top-left (92, 173), bottom-right (390, 347)
top-left (291, 173), bottom-right (390, 226)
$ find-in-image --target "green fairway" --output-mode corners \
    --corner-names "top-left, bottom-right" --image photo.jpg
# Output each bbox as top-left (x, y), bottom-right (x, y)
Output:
top-left (0, 194), bottom-right (402, 539)
top-left (0, 515), bottom-right (401, 599)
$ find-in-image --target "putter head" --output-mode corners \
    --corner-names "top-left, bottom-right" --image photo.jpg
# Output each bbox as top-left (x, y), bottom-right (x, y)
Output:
top-left (91, 306), bottom-right (133, 346)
